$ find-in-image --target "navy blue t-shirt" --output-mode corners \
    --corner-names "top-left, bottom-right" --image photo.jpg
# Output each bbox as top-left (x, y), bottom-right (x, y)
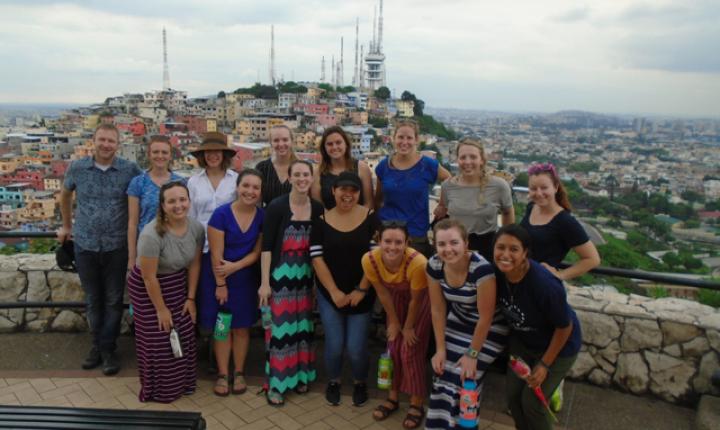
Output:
top-left (495, 260), bottom-right (581, 357)
top-left (520, 202), bottom-right (589, 267)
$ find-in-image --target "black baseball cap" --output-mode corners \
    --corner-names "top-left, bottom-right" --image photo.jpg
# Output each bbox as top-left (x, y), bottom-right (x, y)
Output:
top-left (333, 171), bottom-right (362, 190)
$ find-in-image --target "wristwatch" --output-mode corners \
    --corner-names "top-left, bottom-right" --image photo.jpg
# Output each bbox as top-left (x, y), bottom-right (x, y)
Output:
top-left (464, 347), bottom-right (479, 358)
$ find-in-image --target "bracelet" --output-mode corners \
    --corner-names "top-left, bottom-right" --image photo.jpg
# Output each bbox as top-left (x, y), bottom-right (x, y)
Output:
top-left (216, 284), bottom-right (227, 288)
top-left (464, 347), bottom-right (479, 359)
top-left (538, 359), bottom-right (551, 370)
top-left (353, 285), bottom-right (368, 293)
top-left (186, 297), bottom-right (195, 301)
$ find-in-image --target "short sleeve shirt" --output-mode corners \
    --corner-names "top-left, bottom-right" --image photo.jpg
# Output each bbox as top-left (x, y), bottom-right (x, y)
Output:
top-left (520, 203), bottom-right (590, 267)
top-left (127, 171), bottom-right (184, 237)
top-left (137, 218), bottom-right (205, 274)
top-left (495, 260), bottom-right (582, 357)
top-left (376, 155), bottom-right (439, 237)
top-left (441, 176), bottom-right (513, 235)
top-left (63, 156), bottom-right (142, 252)
top-left (361, 247), bottom-right (428, 291)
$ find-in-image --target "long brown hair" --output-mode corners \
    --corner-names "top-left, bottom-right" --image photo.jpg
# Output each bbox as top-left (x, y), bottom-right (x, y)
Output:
top-left (155, 181), bottom-right (190, 237)
top-left (319, 126), bottom-right (355, 175)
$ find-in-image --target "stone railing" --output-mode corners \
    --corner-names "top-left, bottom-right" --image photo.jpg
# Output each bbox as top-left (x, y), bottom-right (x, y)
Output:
top-left (1, 254), bottom-right (719, 404)
top-left (0, 254), bottom-right (129, 333)
top-left (567, 285), bottom-right (720, 404)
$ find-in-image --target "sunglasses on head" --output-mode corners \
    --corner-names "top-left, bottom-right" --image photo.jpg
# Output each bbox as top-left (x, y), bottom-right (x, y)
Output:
top-left (528, 162), bottom-right (557, 176)
top-left (381, 220), bottom-right (407, 228)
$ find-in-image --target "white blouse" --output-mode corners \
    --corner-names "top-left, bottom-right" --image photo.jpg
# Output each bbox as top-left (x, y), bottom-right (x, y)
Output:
top-left (188, 169), bottom-right (238, 252)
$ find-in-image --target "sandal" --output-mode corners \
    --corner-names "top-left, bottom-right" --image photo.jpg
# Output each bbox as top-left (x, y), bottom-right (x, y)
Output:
top-left (232, 372), bottom-right (247, 395)
top-left (373, 399), bottom-right (400, 421)
top-left (266, 389), bottom-right (284, 407)
top-left (402, 405), bottom-right (425, 430)
top-left (213, 375), bottom-right (230, 397)
top-left (294, 383), bottom-right (309, 395)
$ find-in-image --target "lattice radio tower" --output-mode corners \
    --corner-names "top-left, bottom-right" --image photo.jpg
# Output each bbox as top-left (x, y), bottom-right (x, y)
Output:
top-left (162, 27), bottom-right (170, 90)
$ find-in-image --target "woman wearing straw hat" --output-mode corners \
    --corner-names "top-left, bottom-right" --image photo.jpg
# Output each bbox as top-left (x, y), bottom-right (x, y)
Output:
top-left (187, 132), bottom-right (239, 373)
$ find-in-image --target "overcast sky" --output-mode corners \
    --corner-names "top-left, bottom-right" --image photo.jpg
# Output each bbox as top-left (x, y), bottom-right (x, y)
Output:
top-left (1, 0), bottom-right (719, 117)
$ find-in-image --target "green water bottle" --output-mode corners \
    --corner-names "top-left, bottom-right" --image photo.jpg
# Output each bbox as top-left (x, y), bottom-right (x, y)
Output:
top-left (213, 310), bottom-right (232, 341)
top-left (377, 350), bottom-right (393, 390)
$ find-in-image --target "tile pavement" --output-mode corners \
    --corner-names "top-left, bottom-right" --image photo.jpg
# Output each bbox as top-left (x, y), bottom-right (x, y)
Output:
top-left (0, 376), bottom-right (517, 430)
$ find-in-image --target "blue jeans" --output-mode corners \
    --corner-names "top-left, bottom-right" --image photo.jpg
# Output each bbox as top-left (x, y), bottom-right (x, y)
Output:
top-left (316, 292), bottom-right (371, 382)
top-left (74, 244), bottom-right (127, 353)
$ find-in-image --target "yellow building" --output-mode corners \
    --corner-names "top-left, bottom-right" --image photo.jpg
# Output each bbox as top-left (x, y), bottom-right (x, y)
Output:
top-left (83, 115), bottom-right (100, 131)
top-left (44, 177), bottom-right (63, 191)
top-left (73, 139), bottom-right (94, 159)
top-left (307, 87), bottom-right (323, 98)
top-left (18, 192), bottom-right (56, 222)
top-left (350, 111), bottom-right (369, 125)
top-left (396, 100), bottom-right (414, 118)
top-left (235, 120), bottom-right (252, 136)
top-left (0, 205), bottom-right (18, 230)
top-left (206, 118), bottom-right (218, 133)
top-left (295, 131), bottom-right (318, 151)
top-left (0, 156), bottom-right (21, 174)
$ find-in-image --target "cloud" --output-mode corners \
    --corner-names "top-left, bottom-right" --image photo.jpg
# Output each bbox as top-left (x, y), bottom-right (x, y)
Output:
top-left (0, 0), bottom-right (719, 116)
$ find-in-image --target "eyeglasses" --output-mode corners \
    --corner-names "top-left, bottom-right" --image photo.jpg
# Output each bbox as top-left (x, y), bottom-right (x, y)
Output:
top-left (381, 220), bottom-right (407, 228)
top-left (527, 162), bottom-right (557, 177)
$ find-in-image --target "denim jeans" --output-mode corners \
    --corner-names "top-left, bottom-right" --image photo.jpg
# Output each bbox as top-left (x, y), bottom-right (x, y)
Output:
top-left (316, 292), bottom-right (371, 382)
top-left (74, 244), bottom-right (128, 354)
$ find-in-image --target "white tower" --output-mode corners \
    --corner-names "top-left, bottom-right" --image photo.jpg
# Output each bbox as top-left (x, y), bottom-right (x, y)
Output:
top-left (269, 25), bottom-right (276, 86)
top-left (338, 37), bottom-right (344, 87)
top-left (162, 27), bottom-right (170, 90)
top-left (364, 0), bottom-right (386, 91)
top-left (331, 55), bottom-right (335, 87)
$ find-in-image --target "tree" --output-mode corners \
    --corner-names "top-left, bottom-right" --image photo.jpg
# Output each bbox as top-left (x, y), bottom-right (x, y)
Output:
top-left (336, 85), bottom-right (356, 94)
top-left (318, 83), bottom-right (334, 93)
top-left (374, 86), bottom-right (391, 100)
top-left (399, 90), bottom-right (425, 116)
top-left (514, 172), bottom-right (529, 187)
top-left (369, 116), bottom-right (389, 128)
top-left (278, 81), bottom-right (308, 94)
top-left (217, 91), bottom-right (226, 98)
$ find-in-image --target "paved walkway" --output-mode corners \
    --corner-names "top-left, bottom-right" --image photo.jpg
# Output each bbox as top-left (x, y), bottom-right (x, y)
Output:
top-left (0, 333), bottom-right (696, 429)
top-left (0, 376), bottom-right (516, 430)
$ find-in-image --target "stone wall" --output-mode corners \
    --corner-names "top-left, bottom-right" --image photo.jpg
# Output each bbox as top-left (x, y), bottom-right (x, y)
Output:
top-left (1, 254), bottom-right (718, 404)
top-left (0, 254), bottom-right (130, 333)
top-left (567, 285), bottom-right (720, 405)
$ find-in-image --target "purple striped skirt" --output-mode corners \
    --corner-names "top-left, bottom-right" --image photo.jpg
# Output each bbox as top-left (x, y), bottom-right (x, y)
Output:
top-left (127, 266), bottom-right (197, 403)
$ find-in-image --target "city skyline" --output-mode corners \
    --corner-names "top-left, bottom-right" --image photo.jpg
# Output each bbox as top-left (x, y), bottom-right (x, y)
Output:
top-left (1, 0), bottom-right (719, 117)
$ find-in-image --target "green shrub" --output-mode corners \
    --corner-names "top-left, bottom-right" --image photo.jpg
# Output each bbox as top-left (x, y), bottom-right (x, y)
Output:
top-left (697, 288), bottom-right (720, 308)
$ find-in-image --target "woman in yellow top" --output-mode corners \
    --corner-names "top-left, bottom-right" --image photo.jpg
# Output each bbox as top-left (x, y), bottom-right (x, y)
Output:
top-left (361, 221), bottom-right (431, 430)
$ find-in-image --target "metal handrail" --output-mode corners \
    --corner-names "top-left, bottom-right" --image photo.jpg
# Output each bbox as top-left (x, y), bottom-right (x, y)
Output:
top-left (0, 231), bottom-right (718, 299)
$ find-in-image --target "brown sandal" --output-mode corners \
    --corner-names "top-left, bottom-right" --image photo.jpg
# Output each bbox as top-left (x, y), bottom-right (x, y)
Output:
top-left (373, 399), bottom-right (399, 421)
top-left (402, 405), bottom-right (425, 429)
top-left (213, 375), bottom-right (230, 397)
top-left (232, 372), bottom-right (247, 395)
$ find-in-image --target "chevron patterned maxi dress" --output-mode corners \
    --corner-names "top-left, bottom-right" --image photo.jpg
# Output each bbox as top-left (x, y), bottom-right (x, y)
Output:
top-left (265, 220), bottom-right (317, 393)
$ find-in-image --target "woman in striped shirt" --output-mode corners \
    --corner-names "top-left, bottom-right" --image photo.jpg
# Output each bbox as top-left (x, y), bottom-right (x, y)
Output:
top-left (425, 218), bottom-right (509, 430)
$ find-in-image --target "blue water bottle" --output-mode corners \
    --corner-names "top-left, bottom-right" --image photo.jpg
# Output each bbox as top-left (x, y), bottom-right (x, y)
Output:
top-left (458, 380), bottom-right (479, 428)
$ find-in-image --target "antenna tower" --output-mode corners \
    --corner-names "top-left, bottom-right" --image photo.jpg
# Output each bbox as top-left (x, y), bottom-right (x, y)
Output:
top-left (338, 37), bottom-right (344, 87)
top-left (378, 0), bottom-right (384, 53)
top-left (162, 27), bottom-right (170, 90)
top-left (371, 6), bottom-right (377, 53)
top-left (359, 45), bottom-right (364, 88)
top-left (269, 25), bottom-right (276, 86)
top-left (353, 18), bottom-right (359, 87)
top-left (321, 56), bottom-right (326, 82)
top-left (331, 55), bottom-right (335, 87)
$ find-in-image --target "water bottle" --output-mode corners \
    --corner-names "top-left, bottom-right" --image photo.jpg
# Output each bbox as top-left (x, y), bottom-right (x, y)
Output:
top-left (169, 328), bottom-right (183, 358)
top-left (213, 310), bottom-right (232, 341)
top-left (261, 305), bottom-right (272, 330)
top-left (458, 380), bottom-right (479, 428)
top-left (377, 351), bottom-right (393, 390)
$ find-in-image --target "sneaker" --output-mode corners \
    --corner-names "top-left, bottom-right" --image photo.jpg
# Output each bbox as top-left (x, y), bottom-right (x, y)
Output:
top-left (101, 352), bottom-right (120, 376)
top-left (326, 381), bottom-right (341, 406)
top-left (352, 382), bottom-right (368, 407)
top-left (81, 347), bottom-right (101, 370)
top-left (550, 380), bottom-right (564, 412)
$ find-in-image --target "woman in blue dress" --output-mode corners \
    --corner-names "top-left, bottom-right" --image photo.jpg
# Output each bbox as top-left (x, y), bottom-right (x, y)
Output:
top-left (205, 169), bottom-right (264, 396)
top-left (127, 135), bottom-right (183, 269)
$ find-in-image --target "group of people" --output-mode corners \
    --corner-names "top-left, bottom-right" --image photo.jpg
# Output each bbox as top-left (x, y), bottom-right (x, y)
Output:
top-left (59, 120), bottom-right (599, 430)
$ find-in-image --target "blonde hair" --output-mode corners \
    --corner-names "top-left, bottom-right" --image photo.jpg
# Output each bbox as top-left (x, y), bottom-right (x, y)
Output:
top-left (455, 137), bottom-right (489, 205)
top-left (392, 119), bottom-right (419, 140)
top-left (269, 124), bottom-right (298, 163)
